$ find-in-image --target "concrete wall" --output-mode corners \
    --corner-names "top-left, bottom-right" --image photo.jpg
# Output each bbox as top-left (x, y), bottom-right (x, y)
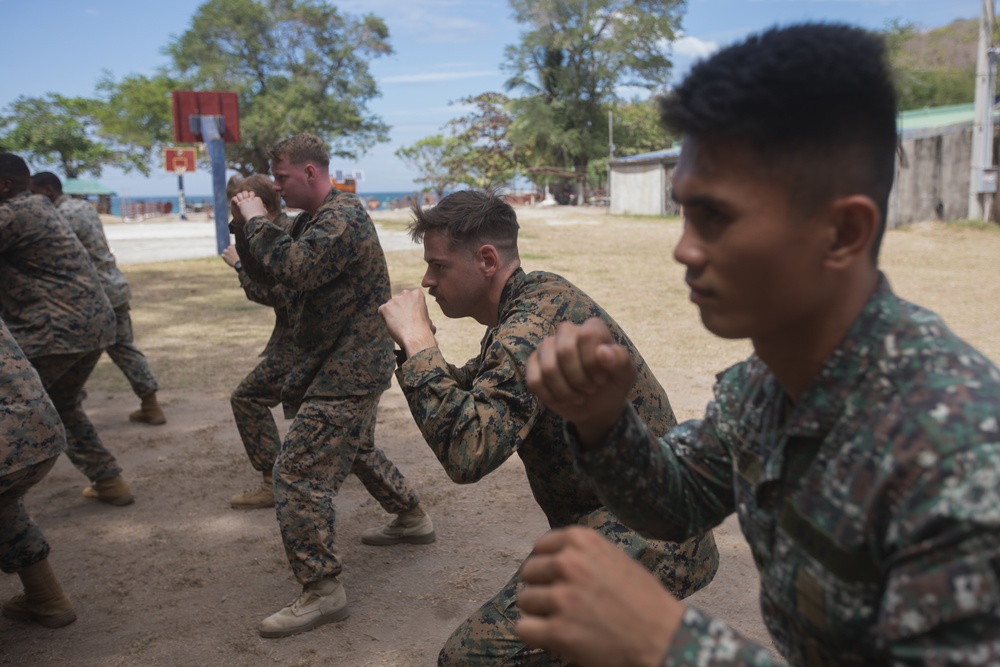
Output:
top-left (889, 123), bottom-right (979, 227)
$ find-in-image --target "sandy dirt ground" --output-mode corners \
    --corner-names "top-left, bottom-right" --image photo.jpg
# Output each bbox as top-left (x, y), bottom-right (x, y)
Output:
top-left (2, 206), bottom-right (997, 667)
top-left (0, 381), bottom-right (766, 667)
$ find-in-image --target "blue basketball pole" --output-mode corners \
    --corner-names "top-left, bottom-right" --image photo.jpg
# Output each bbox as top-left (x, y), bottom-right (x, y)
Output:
top-left (194, 115), bottom-right (230, 255)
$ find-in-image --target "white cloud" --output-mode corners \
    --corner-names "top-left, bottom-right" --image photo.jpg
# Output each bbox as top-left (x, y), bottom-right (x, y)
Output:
top-left (672, 35), bottom-right (719, 59)
top-left (380, 70), bottom-right (500, 84)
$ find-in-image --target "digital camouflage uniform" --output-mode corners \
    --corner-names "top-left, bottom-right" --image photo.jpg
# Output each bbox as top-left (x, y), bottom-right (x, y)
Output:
top-left (0, 309), bottom-right (66, 573)
top-left (0, 192), bottom-right (120, 484)
top-left (396, 268), bottom-right (719, 666)
top-left (55, 194), bottom-right (158, 399)
top-left (243, 189), bottom-right (420, 585)
top-left (570, 276), bottom-right (1000, 666)
top-left (230, 212), bottom-right (295, 473)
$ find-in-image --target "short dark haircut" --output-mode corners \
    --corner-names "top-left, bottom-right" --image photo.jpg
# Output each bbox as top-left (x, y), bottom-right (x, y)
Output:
top-left (0, 153), bottom-right (31, 190)
top-left (660, 23), bottom-right (897, 259)
top-left (30, 171), bottom-right (63, 193)
top-left (268, 133), bottom-right (330, 169)
top-left (409, 189), bottom-right (520, 262)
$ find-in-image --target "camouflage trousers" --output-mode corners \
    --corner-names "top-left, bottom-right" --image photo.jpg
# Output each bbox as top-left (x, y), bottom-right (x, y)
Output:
top-left (275, 394), bottom-right (421, 586)
top-left (105, 303), bottom-right (159, 399)
top-left (31, 350), bottom-right (122, 483)
top-left (231, 351), bottom-right (292, 472)
top-left (0, 457), bottom-right (58, 573)
top-left (438, 509), bottom-right (720, 666)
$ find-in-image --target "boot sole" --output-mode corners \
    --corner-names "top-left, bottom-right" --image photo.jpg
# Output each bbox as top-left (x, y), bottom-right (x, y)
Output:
top-left (1, 606), bottom-right (78, 628)
top-left (258, 607), bottom-right (349, 638)
top-left (361, 531), bottom-right (437, 546)
top-left (82, 490), bottom-right (135, 506)
top-left (129, 416), bottom-right (166, 425)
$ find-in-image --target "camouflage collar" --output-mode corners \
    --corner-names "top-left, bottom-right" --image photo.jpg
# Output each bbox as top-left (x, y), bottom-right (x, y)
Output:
top-left (497, 267), bottom-right (528, 319)
top-left (785, 273), bottom-right (896, 439)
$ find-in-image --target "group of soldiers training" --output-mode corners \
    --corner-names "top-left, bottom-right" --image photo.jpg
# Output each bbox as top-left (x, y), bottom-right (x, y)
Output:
top-left (3, 22), bottom-right (1000, 667)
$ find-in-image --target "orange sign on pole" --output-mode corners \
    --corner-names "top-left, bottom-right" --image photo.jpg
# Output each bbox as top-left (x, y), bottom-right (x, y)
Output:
top-left (164, 147), bottom-right (198, 173)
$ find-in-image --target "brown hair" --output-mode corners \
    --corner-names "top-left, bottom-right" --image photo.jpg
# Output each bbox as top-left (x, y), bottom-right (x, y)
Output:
top-left (226, 174), bottom-right (281, 216)
top-left (408, 188), bottom-right (519, 262)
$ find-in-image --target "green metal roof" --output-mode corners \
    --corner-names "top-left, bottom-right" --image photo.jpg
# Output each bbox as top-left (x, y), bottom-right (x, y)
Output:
top-left (62, 178), bottom-right (117, 196)
top-left (898, 103), bottom-right (978, 132)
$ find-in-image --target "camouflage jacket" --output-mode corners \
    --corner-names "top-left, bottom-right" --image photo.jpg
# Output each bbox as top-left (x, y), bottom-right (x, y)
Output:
top-left (0, 319), bottom-right (66, 477)
top-left (55, 193), bottom-right (131, 308)
top-left (0, 191), bottom-right (115, 357)
top-left (244, 190), bottom-right (393, 414)
top-left (572, 276), bottom-right (1000, 666)
top-left (397, 268), bottom-right (680, 529)
top-left (234, 212), bottom-right (294, 358)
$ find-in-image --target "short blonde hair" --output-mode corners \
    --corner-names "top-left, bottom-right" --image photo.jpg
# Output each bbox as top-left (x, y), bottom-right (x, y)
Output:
top-left (268, 133), bottom-right (329, 168)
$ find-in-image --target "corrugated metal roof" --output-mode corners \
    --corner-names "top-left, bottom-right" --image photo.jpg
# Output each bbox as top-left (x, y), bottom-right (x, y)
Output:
top-left (62, 178), bottom-right (117, 196)
top-left (612, 104), bottom-right (997, 166)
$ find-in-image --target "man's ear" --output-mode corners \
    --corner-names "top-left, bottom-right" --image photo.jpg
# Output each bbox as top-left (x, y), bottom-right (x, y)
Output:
top-left (477, 244), bottom-right (501, 276)
top-left (824, 195), bottom-right (879, 270)
top-left (304, 163), bottom-right (316, 183)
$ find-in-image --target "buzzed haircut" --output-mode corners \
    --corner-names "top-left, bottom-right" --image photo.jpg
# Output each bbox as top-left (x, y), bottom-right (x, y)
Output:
top-left (226, 174), bottom-right (281, 216)
top-left (268, 133), bottom-right (330, 168)
top-left (660, 23), bottom-right (898, 259)
top-left (0, 153), bottom-right (31, 190)
top-left (30, 171), bottom-right (63, 193)
top-left (409, 189), bottom-right (520, 262)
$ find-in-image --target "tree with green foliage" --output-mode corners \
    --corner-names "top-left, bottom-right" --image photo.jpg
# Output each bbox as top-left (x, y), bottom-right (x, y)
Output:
top-left (95, 72), bottom-right (179, 175)
top-left (444, 92), bottom-right (519, 189)
top-left (97, 0), bottom-right (392, 176)
top-left (884, 18), bottom-right (977, 110)
top-left (504, 0), bottom-right (683, 203)
top-left (0, 93), bottom-right (147, 178)
top-left (395, 134), bottom-right (466, 199)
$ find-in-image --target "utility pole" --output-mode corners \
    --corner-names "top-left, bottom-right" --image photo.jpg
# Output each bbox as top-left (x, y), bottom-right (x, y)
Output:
top-left (969, 0), bottom-right (997, 220)
top-left (608, 110), bottom-right (614, 206)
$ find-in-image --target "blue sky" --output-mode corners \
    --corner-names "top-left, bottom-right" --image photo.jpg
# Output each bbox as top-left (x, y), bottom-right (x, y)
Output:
top-left (0, 0), bottom-right (981, 196)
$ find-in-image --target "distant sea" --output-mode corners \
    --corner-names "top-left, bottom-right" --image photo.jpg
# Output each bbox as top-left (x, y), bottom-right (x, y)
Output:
top-left (108, 191), bottom-right (420, 217)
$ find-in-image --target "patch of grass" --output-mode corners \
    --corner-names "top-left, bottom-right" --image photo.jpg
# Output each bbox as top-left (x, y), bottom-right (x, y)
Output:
top-left (948, 219), bottom-right (1000, 232)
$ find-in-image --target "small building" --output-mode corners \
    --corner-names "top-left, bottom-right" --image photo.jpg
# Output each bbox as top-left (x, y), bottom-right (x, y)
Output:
top-left (62, 178), bottom-right (117, 214)
top-left (609, 104), bottom-right (999, 226)
top-left (608, 147), bottom-right (681, 217)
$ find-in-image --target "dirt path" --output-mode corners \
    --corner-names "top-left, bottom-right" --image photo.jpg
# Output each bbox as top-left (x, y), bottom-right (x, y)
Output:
top-left (0, 380), bottom-right (767, 666)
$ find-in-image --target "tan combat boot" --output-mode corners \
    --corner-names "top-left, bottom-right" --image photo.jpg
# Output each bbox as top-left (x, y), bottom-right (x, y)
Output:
top-left (361, 504), bottom-right (436, 546)
top-left (258, 578), bottom-right (349, 638)
top-left (230, 472), bottom-right (275, 510)
top-left (82, 475), bottom-right (135, 506)
top-left (1, 558), bottom-right (77, 628)
top-left (129, 392), bottom-right (166, 425)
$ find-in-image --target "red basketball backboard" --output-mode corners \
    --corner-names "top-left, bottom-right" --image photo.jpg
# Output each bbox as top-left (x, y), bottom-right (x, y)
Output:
top-left (164, 147), bottom-right (198, 173)
top-left (171, 91), bottom-right (241, 144)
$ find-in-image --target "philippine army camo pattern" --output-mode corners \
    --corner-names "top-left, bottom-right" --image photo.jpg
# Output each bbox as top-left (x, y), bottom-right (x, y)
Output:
top-left (398, 269), bottom-right (718, 666)
top-left (573, 276), bottom-right (1000, 666)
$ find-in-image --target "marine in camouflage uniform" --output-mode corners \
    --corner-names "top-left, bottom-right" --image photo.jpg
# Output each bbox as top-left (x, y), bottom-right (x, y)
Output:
top-left (398, 268), bottom-right (718, 666)
top-left (0, 168), bottom-right (128, 497)
top-left (0, 318), bottom-right (76, 628)
top-left (236, 147), bottom-right (425, 636)
top-left (229, 211), bottom-right (295, 479)
top-left (56, 193), bottom-right (160, 399)
top-left (570, 277), bottom-right (1000, 665)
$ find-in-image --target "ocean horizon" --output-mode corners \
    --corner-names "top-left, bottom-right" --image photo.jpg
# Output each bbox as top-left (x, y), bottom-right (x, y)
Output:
top-left (108, 190), bottom-right (424, 217)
